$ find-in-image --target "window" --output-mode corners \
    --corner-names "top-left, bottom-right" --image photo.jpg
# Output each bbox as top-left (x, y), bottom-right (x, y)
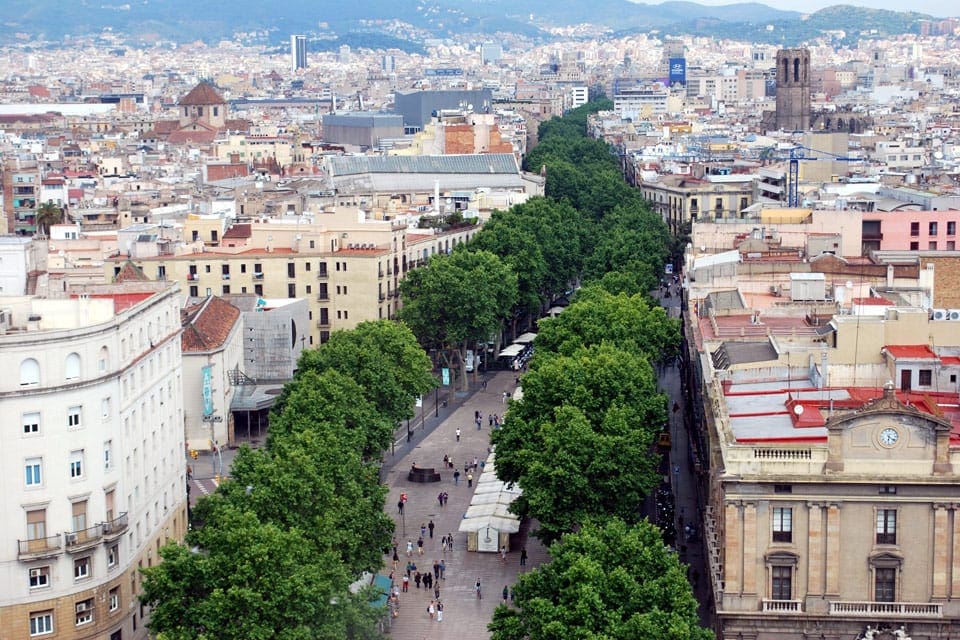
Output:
top-left (65, 353), bottom-right (81, 380)
top-left (29, 611), bottom-right (53, 636)
top-left (222, 285), bottom-right (230, 295)
top-left (948, 221), bottom-right (956, 236)
top-left (254, 284), bottom-right (263, 295)
top-left (29, 566), bottom-right (50, 589)
top-left (98, 346), bottom-right (109, 372)
top-left (772, 507), bottom-right (792, 542)
top-left (108, 544), bottom-right (119, 568)
top-left (75, 599), bottom-right (93, 626)
top-left (875, 567), bottom-right (896, 602)
top-left (109, 587), bottom-right (120, 612)
top-left (74, 556), bottom-right (90, 580)
top-left (104, 441), bottom-right (112, 471)
top-left (287, 262), bottom-right (296, 278)
top-left (72, 500), bottom-right (87, 533)
top-left (101, 398), bottom-right (111, 420)
top-left (771, 566), bottom-right (792, 600)
top-left (910, 222), bottom-right (920, 237)
top-left (909, 242), bottom-right (919, 251)
top-left (23, 412), bottom-right (40, 434)
top-left (69, 450), bottom-right (84, 479)
top-left (305, 262), bottom-right (311, 271)
top-left (876, 509), bottom-right (896, 544)
top-left (929, 221), bottom-right (938, 236)
top-left (189, 285), bottom-right (198, 297)
top-left (929, 241), bottom-right (937, 250)
top-left (305, 285), bottom-right (312, 294)
top-left (288, 283), bottom-right (296, 298)
top-left (319, 283), bottom-right (328, 300)
top-left (26, 510), bottom-right (46, 540)
top-left (20, 358), bottom-right (40, 386)
top-left (67, 406), bottom-right (81, 428)
top-left (918, 369), bottom-right (932, 386)
top-left (773, 484), bottom-right (792, 494)
top-left (25, 459), bottom-right (42, 486)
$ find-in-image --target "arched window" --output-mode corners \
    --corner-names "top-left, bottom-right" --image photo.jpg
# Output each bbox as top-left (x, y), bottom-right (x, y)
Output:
top-left (65, 353), bottom-right (81, 380)
top-left (20, 358), bottom-right (40, 386)
top-left (793, 58), bottom-right (800, 83)
top-left (99, 346), bottom-right (110, 373)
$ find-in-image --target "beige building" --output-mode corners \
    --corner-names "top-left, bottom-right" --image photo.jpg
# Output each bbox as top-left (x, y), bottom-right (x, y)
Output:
top-left (107, 208), bottom-right (479, 346)
top-left (640, 172), bottom-right (755, 234)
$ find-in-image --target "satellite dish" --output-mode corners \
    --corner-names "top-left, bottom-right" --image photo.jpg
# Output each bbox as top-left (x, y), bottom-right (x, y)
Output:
top-left (794, 405), bottom-right (804, 416)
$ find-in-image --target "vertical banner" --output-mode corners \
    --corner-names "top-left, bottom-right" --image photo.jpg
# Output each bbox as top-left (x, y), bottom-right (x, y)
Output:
top-left (202, 365), bottom-right (214, 417)
top-left (669, 57), bottom-right (687, 86)
top-left (441, 368), bottom-right (450, 386)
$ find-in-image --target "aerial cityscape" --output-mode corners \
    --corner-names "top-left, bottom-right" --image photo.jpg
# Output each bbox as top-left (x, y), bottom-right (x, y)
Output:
top-left (2, 1), bottom-right (960, 639)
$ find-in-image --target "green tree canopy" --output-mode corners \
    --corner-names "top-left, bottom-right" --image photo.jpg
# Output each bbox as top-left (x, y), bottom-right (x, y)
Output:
top-left (35, 201), bottom-right (63, 236)
top-left (489, 519), bottom-right (712, 640)
top-left (287, 320), bottom-right (435, 426)
top-left (536, 285), bottom-right (680, 363)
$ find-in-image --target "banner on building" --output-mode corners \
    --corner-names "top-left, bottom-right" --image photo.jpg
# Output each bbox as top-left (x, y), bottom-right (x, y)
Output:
top-left (668, 58), bottom-right (686, 87)
top-left (202, 365), bottom-right (214, 417)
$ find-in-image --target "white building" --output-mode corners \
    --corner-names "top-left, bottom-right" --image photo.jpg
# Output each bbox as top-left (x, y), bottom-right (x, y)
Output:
top-left (0, 281), bottom-right (186, 640)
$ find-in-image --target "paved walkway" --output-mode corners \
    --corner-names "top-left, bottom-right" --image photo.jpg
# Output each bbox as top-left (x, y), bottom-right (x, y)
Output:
top-left (379, 370), bottom-right (550, 639)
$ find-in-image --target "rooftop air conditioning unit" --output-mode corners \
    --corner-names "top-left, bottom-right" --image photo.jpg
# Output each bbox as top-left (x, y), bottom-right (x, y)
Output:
top-left (65, 532), bottom-right (78, 544)
top-left (949, 309), bottom-right (960, 321)
top-left (932, 309), bottom-right (947, 321)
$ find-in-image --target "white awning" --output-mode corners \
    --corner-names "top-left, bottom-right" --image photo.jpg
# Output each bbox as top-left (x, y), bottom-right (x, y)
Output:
top-left (498, 344), bottom-right (524, 358)
top-left (514, 332), bottom-right (537, 344)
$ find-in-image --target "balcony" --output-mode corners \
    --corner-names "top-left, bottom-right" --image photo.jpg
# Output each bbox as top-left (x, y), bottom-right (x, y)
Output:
top-left (762, 599), bottom-right (802, 613)
top-left (254, 272), bottom-right (264, 280)
top-left (829, 601), bottom-right (942, 618)
top-left (18, 534), bottom-right (63, 561)
top-left (379, 294), bottom-right (386, 302)
top-left (316, 270), bottom-right (329, 279)
top-left (317, 293), bottom-right (329, 302)
top-left (101, 512), bottom-right (128, 541)
top-left (187, 273), bottom-right (199, 281)
top-left (221, 273), bottom-right (231, 280)
top-left (66, 524), bottom-right (103, 552)
top-left (317, 319), bottom-right (331, 329)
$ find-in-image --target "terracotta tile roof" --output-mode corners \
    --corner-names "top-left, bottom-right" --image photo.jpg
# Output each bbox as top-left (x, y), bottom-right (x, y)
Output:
top-left (180, 296), bottom-right (241, 352)
top-left (853, 296), bottom-right (894, 306)
top-left (114, 260), bottom-right (150, 283)
top-left (223, 223), bottom-right (252, 239)
top-left (178, 81), bottom-right (225, 106)
top-left (884, 345), bottom-right (937, 359)
top-left (168, 126), bottom-right (218, 145)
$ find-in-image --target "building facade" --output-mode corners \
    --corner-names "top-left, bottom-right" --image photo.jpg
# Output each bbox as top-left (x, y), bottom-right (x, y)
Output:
top-left (0, 282), bottom-right (187, 640)
top-left (775, 48), bottom-right (811, 131)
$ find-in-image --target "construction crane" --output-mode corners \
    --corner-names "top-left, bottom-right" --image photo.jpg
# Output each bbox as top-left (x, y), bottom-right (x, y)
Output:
top-left (761, 144), bottom-right (863, 207)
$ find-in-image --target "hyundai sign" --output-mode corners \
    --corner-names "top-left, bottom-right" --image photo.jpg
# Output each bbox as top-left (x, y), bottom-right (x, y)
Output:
top-left (668, 57), bottom-right (686, 87)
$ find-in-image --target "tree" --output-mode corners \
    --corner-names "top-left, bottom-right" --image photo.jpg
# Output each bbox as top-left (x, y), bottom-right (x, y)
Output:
top-left (141, 507), bottom-right (379, 640)
top-left (492, 344), bottom-right (666, 542)
top-left (489, 519), bottom-right (712, 640)
top-left (286, 320), bottom-right (435, 427)
top-left (471, 211), bottom-right (547, 317)
top-left (398, 249), bottom-right (517, 388)
top-left (35, 201), bottom-right (63, 236)
top-left (536, 285), bottom-right (680, 364)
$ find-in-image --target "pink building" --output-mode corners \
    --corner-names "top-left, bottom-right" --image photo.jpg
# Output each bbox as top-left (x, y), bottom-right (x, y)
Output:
top-left (862, 210), bottom-right (960, 252)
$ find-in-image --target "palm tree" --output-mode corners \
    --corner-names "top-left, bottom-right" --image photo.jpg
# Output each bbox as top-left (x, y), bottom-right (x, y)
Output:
top-left (35, 201), bottom-right (63, 237)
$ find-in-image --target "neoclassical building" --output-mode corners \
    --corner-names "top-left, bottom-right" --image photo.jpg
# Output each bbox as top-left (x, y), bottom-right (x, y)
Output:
top-left (0, 281), bottom-right (187, 640)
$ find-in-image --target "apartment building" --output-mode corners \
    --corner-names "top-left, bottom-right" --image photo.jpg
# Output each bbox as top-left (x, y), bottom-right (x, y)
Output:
top-left (107, 209), bottom-right (479, 346)
top-left (640, 172), bottom-right (755, 234)
top-left (0, 281), bottom-right (186, 640)
top-left (3, 157), bottom-right (42, 235)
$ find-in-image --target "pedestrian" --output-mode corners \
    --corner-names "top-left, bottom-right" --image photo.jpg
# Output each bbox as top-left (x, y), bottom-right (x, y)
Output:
top-left (447, 534), bottom-right (454, 552)
top-left (453, 469), bottom-right (460, 485)
top-left (428, 600), bottom-right (435, 620)
top-left (397, 500), bottom-right (404, 514)
top-left (424, 572), bottom-right (432, 590)
top-left (519, 546), bottom-right (527, 566)
top-left (414, 572), bottom-right (422, 589)
top-left (428, 520), bottom-right (435, 538)
top-left (439, 559), bottom-right (446, 579)
top-left (420, 523), bottom-right (427, 538)
top-left (406, 540), bottom-right (413, 557)
top-left (417, 536), bottom-right (424, 555)
top-left (481, 377), bottom-right (487, 389)
top-left (500, 545), bottom-right (507, 562)
top-left (489, 414), bottom-right (494, 427)
top-left (438, 492), bottom-right (444, 508)
top-left (475, 410), bottom-right (481, 421)
top-left (475, 579), bottom-right (482, 599)
top-left (455, 427), bottom-right (461, 442)
top-left (406, 561), bottom-right (414, 577)
top-left (502, 391), bottom-right (508, 404)
top-left (472, 456), bottom-right (479, 470)
top-left (402, 574), bottom-right (409, 592)
top-left (436, 600), bottom-right (444, 622)
top-left (433, 560), bottom-right (440, 579)
top-left (392, 550), bottom-right (399, 570)
top-left (467, 472), bottom-right (473, 488)
top-left (502, 585), bottom-right (509, 604)
top-left (434, 584), bottom-right (440, 600)
top-left (441, 535), bottom-right (448, 552)
top-left (475, 417), bottom-right (482, 430)
top-left (480, 459), bottom-right (485, 471)
top-left (442, 491), bottom-right (449, 506)
top-left (509, 586), bottom-right (514, 602)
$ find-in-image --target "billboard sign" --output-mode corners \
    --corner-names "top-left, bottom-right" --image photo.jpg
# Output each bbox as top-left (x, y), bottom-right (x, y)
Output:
top-left (202, 365), bottom-right (214, 417)
top-left (668, 57), bottom-right (687, 86)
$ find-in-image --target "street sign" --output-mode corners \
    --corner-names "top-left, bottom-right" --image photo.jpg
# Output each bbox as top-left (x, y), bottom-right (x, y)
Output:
top-left (441, 368), bottom-right (450, 386)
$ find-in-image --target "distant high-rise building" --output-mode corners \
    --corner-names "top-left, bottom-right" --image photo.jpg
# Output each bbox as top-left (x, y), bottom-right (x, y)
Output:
top-left (775, 48), bottom-right (810, 131)
top-left (291, 34), bottom-right (307, 71)
top-left (381, 54), bottom-right (395, 73)
top-left (480, 41), bottom-right (503, 65)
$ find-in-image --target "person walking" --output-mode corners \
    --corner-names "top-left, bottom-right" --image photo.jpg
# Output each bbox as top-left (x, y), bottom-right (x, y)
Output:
top-left (392, 550), bottom-right (399, 570)
top-left (406, 540), bottom-right (413, 557)
top-left (401, 574), bottom-right (409, 592)
top-left (414, 572), bottom-right (422, 589)
top-left (502, 585), bottom-right (509, 604)
top-left (466, 472), bottom-right (473, 488)
top-left (428, 520), bottom-right (435, 538)
top-left (434, 584), bottom-right (441, 600)
top-left (417, 536), bottom-right (424, 555)
top-left (455, 427), bottom-right (461, 442)
top-left (500, 545), bottom-right (507, 562)
top-left (453, 469), bottom-right (460, 485)
top-left (475, 579), bottom-right (482, 599)
top-left (437, 492), bottom-right (444, 508)
top-left (420, 523), bottom-right (427, 538)
top-left (520, 546), bottom-right (527, 566)
top-left (436, 599), bottom-right (444, 622)
top-left (441, 535), bottom-right (448, 552)
top-left (447, 534), bottom-right (454, 552)
top-left (442, 491), bottom-right (449, 506)
top-left (433, 560), bottom-right (440, 580)
top-left (427, 600), bottom-right (435, 620)
top-left (439, 559), bottom-right (446, 580)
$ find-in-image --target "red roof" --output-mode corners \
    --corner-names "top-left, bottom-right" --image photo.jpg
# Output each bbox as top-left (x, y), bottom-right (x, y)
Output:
top-left (223, 223), bottom-right (252, 239)
top-left (181, 296), bottom-right (241, 352)
top-left (74, 292), bottom-right (153, 314)
top-left (853, 296), bottom-right (893, 306)
top-left (884, 345), bottom-right (937, 359)
top-left (178, 81), bottom-right (225, 106)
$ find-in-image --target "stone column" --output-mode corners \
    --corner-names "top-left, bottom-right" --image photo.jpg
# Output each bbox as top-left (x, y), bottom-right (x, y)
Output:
top-left (952, 504), bottom-right (960, 598)
top-left (933, 504), bottom-right (949, 599)
top-left (825, 503), bottom-right (841, 596)
top-left (807, 502), bottom-right (824, 596)
top-left (725, 501), bottom-right (741, 594)
top-left (743, 502), bottom-right (758, 595)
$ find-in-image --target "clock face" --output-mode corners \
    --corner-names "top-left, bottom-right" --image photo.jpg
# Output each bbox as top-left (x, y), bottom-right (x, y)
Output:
top-left (878, 428), bottom-right (899, 446)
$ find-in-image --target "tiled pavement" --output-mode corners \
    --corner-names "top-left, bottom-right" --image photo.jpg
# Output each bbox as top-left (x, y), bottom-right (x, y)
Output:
top-left (379, 370), bottom-right (550, 639)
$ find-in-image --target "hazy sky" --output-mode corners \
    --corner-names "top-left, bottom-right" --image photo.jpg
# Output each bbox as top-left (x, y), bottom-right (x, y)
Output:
top-left (633, 0), bottom-right (956, 18)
